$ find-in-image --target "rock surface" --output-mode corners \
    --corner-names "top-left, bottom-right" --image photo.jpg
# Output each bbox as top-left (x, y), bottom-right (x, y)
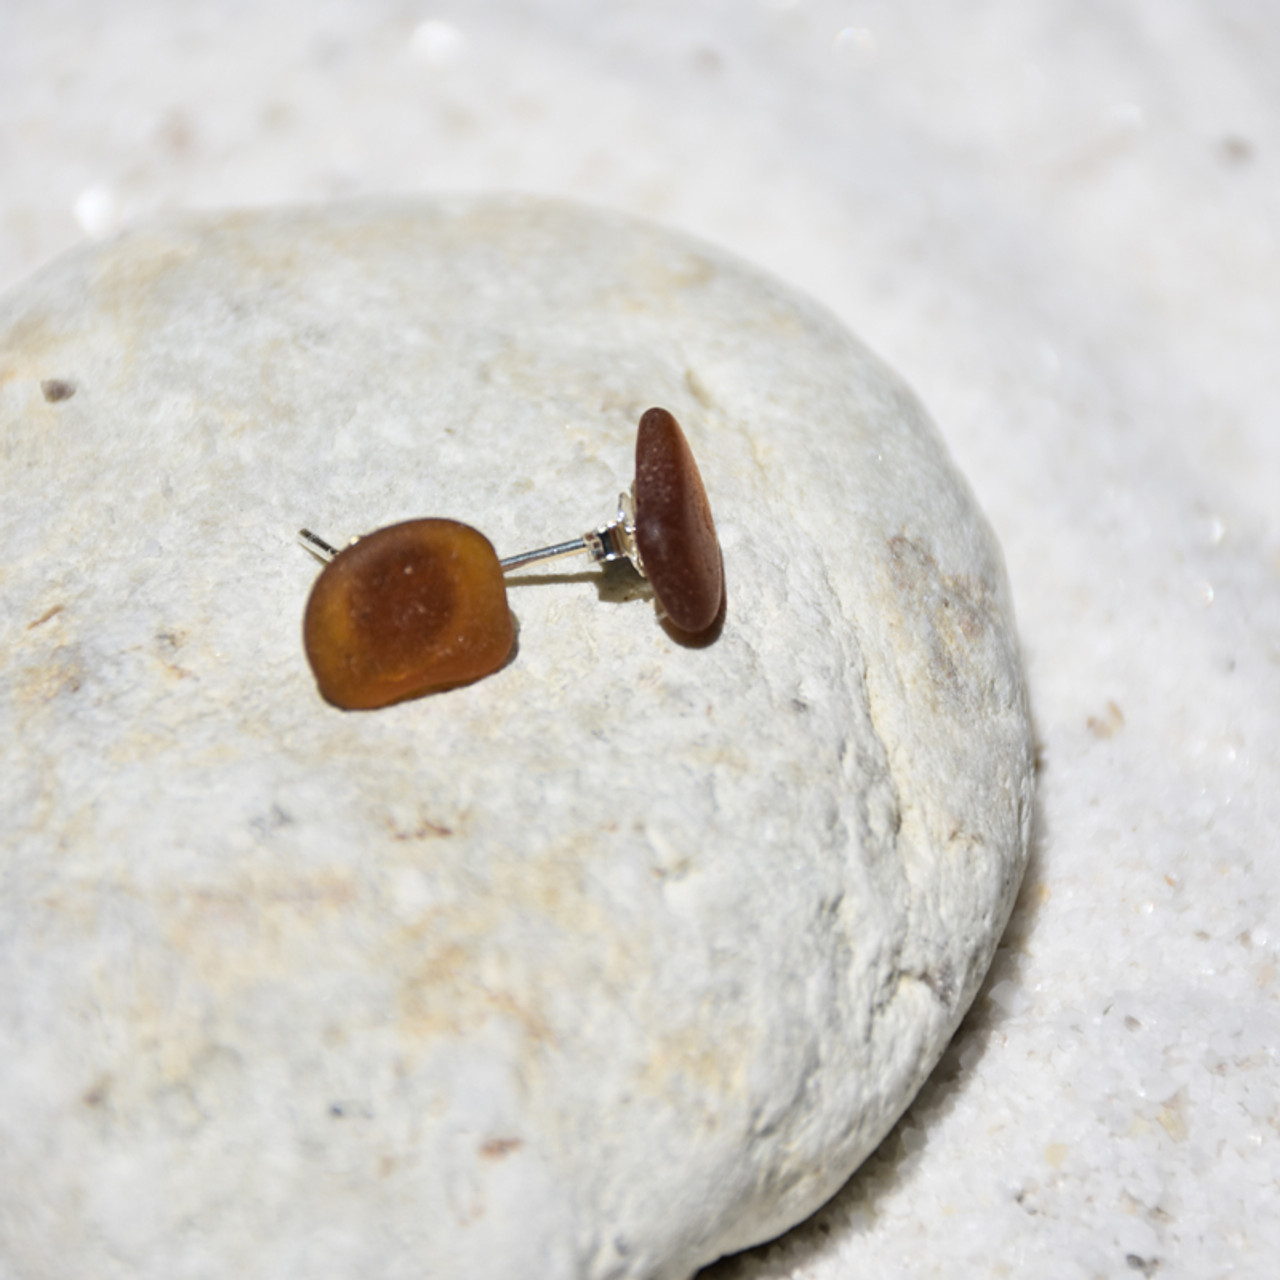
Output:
top-left (0, 197), bottom-right (1032, 1279)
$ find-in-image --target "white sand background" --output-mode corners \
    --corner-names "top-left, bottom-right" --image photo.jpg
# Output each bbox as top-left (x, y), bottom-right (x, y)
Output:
top-left (2, 2), bottom-right (1276, 1277)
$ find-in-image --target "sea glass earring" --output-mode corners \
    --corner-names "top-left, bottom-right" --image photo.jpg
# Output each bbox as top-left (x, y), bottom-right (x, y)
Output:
top-left (300, 517), bottom-right (514, 711)
top-left (300, 407), bottom-right (723, 710)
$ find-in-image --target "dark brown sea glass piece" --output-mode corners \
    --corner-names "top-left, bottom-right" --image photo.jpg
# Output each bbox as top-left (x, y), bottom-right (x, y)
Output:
top-left (633, 407), bottom-right (724, 634)
top-left (303, 518), bottom-right (513, 710)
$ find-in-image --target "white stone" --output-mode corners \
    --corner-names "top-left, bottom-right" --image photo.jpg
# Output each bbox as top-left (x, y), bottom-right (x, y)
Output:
top-left (0, 197), bottom-right (1032, 1279)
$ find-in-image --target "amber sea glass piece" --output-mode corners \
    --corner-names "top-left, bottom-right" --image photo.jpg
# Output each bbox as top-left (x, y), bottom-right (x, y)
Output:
top-left (633, 407), bottom-right (724, 634)
top-left (303, 518), bottom-right (514, 710)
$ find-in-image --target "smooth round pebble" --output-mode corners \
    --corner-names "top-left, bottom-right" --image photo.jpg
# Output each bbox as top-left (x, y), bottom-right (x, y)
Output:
top-left (0, 196), bottom-right (1033, 1280)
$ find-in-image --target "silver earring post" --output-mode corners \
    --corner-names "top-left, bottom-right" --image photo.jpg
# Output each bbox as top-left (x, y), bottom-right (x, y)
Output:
top-left (298, 491), bottom-right (645, 577)
top-left (298, 528), bottom-right (342, 561)
top-left (499, 491), bottom-right (642, 575)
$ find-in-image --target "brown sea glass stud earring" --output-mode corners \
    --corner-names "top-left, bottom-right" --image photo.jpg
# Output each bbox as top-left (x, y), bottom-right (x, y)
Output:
top-left (299, 407), bottom-right (723, 711)
top-left (299, 517), bottom-right (514, 711)
top-left (499, 407), bottom-right (724, 633)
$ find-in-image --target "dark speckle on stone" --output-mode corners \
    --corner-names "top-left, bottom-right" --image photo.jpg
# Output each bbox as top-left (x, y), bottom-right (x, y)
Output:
top-left (1219, 135), bottom-right (1254, 166)
top-left (480, 1136), bottom-right (524, 1158)
top-left (41, 379), bottom-right (76, 402)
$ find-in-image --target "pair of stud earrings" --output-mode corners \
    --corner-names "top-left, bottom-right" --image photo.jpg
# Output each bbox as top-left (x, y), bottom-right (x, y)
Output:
top-left (299, 407), bottom-right (724, 710)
